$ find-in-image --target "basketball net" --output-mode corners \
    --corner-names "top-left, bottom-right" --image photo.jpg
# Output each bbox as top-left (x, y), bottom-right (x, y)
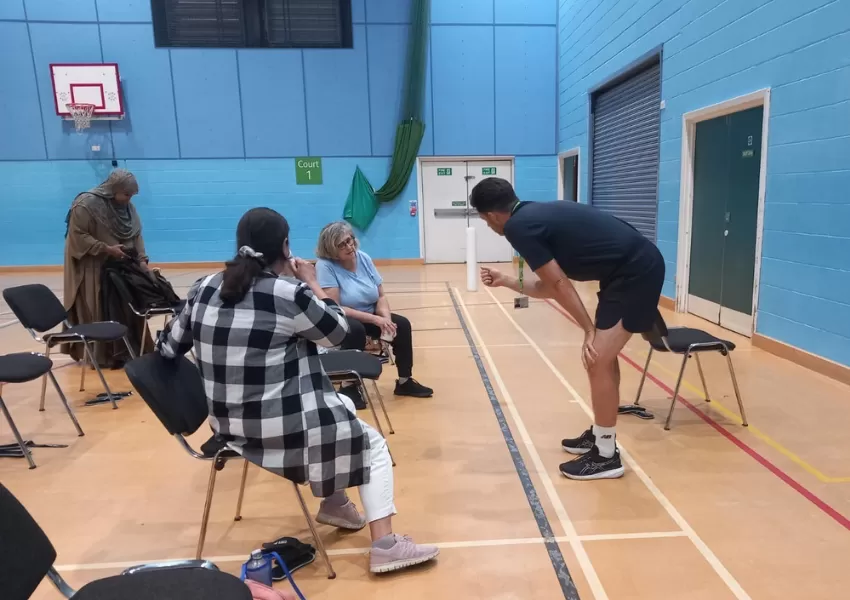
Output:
top-left (66, 103), bottom-right (95, 132)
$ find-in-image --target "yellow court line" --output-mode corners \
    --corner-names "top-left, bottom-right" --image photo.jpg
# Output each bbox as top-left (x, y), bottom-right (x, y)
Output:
top-left (634, 349), bottom-right (850, 484)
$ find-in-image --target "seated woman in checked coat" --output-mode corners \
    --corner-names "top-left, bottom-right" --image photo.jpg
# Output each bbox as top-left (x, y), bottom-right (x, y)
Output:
top-left (157, 208), bottom-right (438, 574)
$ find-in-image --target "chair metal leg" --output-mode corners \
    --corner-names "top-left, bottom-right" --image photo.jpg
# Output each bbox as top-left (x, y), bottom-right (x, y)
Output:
top-left (83, 342), bottom-right (118, 410)
top-left (196, 459), bottom-right (221, 559)
top-left (371, 379), bottom-right (394, 435)
top-left (48, 371), bottom-right (84, 437)
top-left (725, 352), bottom-right (748, 426)
top-left (293, 483), bottom-right (336, 579)
top-left (0, 393), bottom-right (36, 469)
top-left (47, 566), bottom-right (77, 598)
top-left (664, 353), bottom-right (690, 431)
top-left (234, 459), bottom-right (249, 521)
top-left (634, 348), bottom-right (653, 405)
top-left (79, 343), bottom-right (89, 392)
top-left (140, 318), bottom-right (148, 357)
top-left (694, 353), bottom-right (710, 402)
top-left (39, 343), bottom-right (52, 411)
top-left (123, 335), bottom-right (138, 360)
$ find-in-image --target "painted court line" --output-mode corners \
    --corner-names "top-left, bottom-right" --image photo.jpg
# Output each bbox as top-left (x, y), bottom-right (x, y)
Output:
top-left (483, 288), bottom-right (751, 600)
top-left (451, 287), bottom-right (599, 600)
top-left (53, 531), bottom-right (687, 573)
top-left (544, 298), bottom-right (850, 531)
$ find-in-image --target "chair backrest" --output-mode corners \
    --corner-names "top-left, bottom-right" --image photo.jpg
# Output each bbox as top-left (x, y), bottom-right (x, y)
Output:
top-left (125, 353), bottom-right (209, 436)
top-left (641, 309), bottom-right (670, 346)
top-left (0, 483), bottom-right (58, 599)
top-left (2, 284), bottom-right (68, 332)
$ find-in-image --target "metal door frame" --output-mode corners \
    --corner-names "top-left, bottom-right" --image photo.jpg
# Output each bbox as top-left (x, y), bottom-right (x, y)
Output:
top-left (416, 155), bottom-right (515, 260)
top-left (676, 89), bottom-right (771, 336)
top-left (557, 148), bottom-right (580, 202)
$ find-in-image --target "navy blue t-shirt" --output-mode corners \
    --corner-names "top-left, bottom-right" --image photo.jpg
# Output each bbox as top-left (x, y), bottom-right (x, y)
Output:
top-left (503, 201), bottom-right (660, 286)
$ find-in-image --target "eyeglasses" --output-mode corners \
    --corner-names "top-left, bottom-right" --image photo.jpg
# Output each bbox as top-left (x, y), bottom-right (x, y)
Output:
top-left (336, 236), bottom-right (356, 250)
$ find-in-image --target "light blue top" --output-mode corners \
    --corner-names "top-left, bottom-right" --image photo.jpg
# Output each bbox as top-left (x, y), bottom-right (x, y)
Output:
top-left (316, 250), bottom-right (383, 314)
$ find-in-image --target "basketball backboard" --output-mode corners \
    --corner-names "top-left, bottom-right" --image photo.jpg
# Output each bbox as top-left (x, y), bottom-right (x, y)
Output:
top-left (49, 63), bottom-right (124, 120)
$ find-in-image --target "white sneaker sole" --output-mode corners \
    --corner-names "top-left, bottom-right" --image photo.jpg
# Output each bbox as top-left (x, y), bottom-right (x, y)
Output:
top-left (315, 514), bottom-right (367, 531)
top-left (370, 548), bottom-right (440, 574)
top-left (561, 445), bottom-right (592, 455)
top-left (560, 466), bottom-right (625, 480)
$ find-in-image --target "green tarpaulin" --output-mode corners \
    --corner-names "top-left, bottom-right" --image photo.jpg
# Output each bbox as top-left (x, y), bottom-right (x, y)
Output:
top-left (343, 0), bottom-right (430, 230)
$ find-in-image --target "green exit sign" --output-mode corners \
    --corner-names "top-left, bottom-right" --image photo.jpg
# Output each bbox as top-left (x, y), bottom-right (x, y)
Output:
top-left (437, 167), bottom-right (452, 176)
top-left (295, 157), bottom-right (322, 185)
top-left (482, 167), bottom-right (497, 175)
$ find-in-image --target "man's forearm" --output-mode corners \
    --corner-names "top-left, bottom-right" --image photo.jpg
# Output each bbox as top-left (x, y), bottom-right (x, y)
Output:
top-left (550, 280), bottom-right (595, 333)
top-left (501, 275), bottom-right (551, 299)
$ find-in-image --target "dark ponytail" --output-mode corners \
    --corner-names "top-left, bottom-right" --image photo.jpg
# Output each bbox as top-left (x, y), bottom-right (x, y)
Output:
top-left (220, 208), bottom-right (291, 304)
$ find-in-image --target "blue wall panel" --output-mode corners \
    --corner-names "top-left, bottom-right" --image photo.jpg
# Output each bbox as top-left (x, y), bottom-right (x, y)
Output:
top-left (1, 1), bottom-right (559, 268)
top-left (0, 22), bottom-right (46, 160)
top-left (25, 0), bottom-right (97, 22)
top-left (303, 25), bottom-right (371, 156)
top-left (0, 0), bottom-right (25, 20)
top-left (28, 22), bottom-right (105, 160)
top-left (431, 0), bottom-right (493, 24)
top-left (95, 0), bottom-right (152, 22)
top-left (171, 50), bottom-right (243, 158)
top-left (432, 25), bottom-right (495, 155)
top-left (495, 0), bottom-right (556, 25)
top-left (238, 50), bottom-right (308, 158)
top-left (495, 26), bottom-right (556, 155)
top-left (558, 0), bottom-right (850, 364)
top-left (100, 23), bottom-right (179, 159)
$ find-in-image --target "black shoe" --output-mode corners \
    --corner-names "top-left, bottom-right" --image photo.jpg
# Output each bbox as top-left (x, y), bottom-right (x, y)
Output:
top-left (559, 446), bottom-right (625, 480)
top-left (561, 427), bottom-right (595, 455)
top-left (339, 384), bottom-right (367, 410)
top-left (394, 378), bottom-right (433, 398)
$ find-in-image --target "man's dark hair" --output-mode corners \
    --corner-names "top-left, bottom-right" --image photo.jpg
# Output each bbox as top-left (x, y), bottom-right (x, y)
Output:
top-left (469, 177), bottom-right (519, 213)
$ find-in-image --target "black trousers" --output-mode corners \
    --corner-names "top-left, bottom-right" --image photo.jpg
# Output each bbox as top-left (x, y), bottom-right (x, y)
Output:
top-left (342, 313), bottom-right (413, 378)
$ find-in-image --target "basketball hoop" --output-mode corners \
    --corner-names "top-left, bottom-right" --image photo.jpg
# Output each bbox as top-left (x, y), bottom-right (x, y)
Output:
top-left (66, 103), bottom-right (95, 132)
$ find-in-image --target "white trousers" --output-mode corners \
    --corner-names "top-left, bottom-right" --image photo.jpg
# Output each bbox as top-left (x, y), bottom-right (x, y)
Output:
top-left (338, 392), bottom-right (396, 523)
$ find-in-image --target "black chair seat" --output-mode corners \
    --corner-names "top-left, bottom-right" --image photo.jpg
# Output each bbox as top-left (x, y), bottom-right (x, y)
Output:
top-left (0, 353), bottom-right (53, 383)
top-left (650, 327), bottom-right (736, 354)
top-left (47, 322), bottom-right (128, 343)
top-left (74, 568), bottom-right (251, 600)
top-left (320, 350), bottom-right (382, 380)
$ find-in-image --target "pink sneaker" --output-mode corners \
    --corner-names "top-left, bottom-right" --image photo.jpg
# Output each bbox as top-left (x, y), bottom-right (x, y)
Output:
top-left (316, 499), bottom-right (367, 531)
top-left (369, 534), bottom-right (440, 574)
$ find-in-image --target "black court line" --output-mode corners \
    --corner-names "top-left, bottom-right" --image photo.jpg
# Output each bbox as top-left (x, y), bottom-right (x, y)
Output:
top-left (447, 284), bottom-right (580, 600)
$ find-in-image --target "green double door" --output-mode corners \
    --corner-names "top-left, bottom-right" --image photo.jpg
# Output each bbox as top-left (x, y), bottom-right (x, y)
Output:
top-left (688, 106), bottom-right (762, 336)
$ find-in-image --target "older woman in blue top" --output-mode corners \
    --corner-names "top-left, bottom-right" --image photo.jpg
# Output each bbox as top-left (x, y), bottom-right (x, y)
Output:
top-left (316, 221), bottom-right (433, 403)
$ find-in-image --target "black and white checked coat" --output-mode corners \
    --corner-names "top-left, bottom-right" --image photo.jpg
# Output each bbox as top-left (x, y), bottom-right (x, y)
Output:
top-left (157, 271), bottom-right (371, 498)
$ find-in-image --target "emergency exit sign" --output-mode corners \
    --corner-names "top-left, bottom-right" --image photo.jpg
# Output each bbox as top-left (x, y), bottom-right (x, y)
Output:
top-left (295, 157), bottom-right (322, 184)
top-left (482, 167), bottom-right (497, 175)
top-left (437, 168), bottom-right (452, 176)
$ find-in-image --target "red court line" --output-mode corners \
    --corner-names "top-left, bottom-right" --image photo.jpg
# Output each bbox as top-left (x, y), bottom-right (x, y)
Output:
top-left (542, 298), bottom-right (850, 532)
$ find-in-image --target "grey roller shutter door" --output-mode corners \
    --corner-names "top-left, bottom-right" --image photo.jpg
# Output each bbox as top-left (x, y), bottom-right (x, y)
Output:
top-left (591, 63), bottom-right (661, 240)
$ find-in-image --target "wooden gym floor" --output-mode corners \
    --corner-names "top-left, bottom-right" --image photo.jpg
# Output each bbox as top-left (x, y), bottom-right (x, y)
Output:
top-left (2, 265), bottom-right (850, 599)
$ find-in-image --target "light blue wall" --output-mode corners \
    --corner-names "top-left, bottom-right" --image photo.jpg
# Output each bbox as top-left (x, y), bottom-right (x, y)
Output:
top-left (0, 0), bottom-right (559, 266)
top-left (558, 0), bottom-right (850, 365)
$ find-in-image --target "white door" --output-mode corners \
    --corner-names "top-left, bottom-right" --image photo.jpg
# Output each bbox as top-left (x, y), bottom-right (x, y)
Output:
top-left (466, 160), bottom-right (514, 263)
top-left (422, 159), bottom-right (515, 264)
top-left (422, 161), bottom-right (469, 263)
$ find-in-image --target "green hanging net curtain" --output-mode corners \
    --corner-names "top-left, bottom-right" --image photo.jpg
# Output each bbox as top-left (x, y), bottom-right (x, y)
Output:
top-left (343, 0), bottom-right (430, 231)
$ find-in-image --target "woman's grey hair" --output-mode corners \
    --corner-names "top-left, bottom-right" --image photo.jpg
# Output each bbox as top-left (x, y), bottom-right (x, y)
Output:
top-left (316, 221), bottom-right (358, 260)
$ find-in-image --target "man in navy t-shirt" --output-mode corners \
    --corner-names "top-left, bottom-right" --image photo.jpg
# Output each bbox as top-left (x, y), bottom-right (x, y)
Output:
top-left (469, 178), bottom-right (664, 481)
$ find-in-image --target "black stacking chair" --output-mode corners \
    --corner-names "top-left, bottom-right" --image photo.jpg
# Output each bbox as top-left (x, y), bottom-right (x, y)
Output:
top-left (320, 350), bottom-right (394, 437)
top-left (0, 483), bottom-right (249, 600)
top-left (3, 284), bottom-right (136, 410)
top-left (124, 352), bottom-right (336, 578)
top-left (635, 310), bottom-right (748, 430)
top-left (0, 353), bottom-right (84, 469)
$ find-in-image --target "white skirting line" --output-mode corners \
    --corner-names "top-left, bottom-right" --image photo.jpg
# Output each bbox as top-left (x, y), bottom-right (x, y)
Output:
top-left (54, 531), bottom-right (687, 572)
top-left (481, 287), bottom-right (751, 600)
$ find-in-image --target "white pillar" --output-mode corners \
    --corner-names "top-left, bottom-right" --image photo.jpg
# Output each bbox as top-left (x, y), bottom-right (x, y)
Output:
top-left (466, 227), bottom-right (478, 292)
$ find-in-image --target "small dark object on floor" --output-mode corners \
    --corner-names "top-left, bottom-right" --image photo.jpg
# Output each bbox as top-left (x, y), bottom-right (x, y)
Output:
top-left (262, 537), bottom-right (317, 581)
top-left (618, 404), bottom-right (655, 420)
top-left (514, 296), bottom-right (529, 309)
top-left (0, 440), bottom-right (69, 458)
top-left (86, 390), bottom-right (133, 406)
top-left (339, 383), bottom-right (367, 410)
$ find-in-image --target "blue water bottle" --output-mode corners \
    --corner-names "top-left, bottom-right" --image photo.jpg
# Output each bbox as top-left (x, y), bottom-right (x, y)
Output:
top-left (244, 549), bottom-right (273, 586)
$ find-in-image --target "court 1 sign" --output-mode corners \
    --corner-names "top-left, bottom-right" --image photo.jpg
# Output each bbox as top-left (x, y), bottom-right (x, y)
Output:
top-left (295, 157), bottom-right (323, 185)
